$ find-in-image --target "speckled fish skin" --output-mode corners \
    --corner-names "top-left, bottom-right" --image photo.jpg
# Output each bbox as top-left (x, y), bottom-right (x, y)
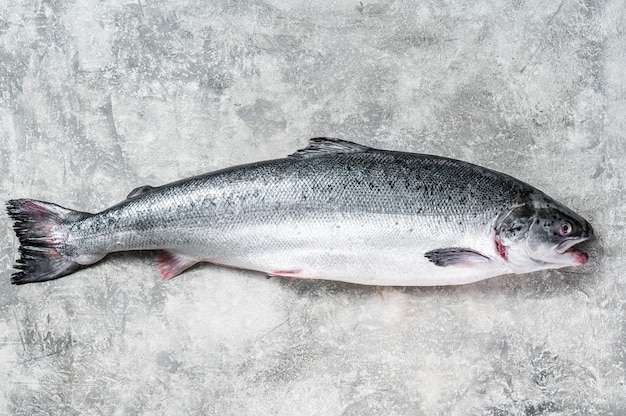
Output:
top-left (7, 138), bottom-right (594, 285)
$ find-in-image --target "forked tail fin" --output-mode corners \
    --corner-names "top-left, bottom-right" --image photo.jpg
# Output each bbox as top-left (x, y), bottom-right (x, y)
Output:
top-left (7, 199), bottom-right (90, 285)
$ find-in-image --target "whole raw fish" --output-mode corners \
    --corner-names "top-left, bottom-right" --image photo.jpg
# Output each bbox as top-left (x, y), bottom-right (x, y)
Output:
top-left (7, 138), bottom-right (593, 286)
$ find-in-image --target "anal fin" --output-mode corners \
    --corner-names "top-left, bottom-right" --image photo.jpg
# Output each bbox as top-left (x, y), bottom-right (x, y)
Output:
top-left (157, 250), bottom-right (200, 280)
top-left (425, 248), bottom-right (491, 267)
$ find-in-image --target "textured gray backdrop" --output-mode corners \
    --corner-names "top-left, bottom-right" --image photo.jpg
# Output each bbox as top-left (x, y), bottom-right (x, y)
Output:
top-left (1, 0), bottom-right (624, 415)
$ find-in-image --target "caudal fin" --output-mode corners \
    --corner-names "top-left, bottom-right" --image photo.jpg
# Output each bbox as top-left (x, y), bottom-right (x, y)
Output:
top-left (7, 199), bottom-right (90, 285)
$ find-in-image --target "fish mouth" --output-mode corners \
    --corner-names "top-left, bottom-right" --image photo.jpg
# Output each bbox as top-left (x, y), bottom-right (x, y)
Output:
top-left (555, 237), bottom-right (592, 265)
top-left (555, 238), bottom-right (583, 254)
top-left (563, 246), bottom-right (589, 265)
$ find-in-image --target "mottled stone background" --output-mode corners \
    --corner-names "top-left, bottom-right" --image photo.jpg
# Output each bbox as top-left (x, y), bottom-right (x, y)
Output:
top-left (1, 0), bottom-right (624, 415)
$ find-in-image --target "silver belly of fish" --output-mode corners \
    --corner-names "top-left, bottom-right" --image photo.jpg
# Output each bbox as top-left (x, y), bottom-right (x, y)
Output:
top-left (7, 138), bottom-right (593, 285)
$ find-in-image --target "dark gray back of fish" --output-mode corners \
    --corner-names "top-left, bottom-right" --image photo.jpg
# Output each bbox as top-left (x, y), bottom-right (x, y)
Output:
top-left (70, 148), bottom-right (535, 257)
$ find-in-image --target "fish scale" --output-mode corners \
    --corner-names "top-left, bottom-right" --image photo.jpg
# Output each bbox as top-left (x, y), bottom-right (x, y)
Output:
top-left (7, 138), bottom-right (593, 285)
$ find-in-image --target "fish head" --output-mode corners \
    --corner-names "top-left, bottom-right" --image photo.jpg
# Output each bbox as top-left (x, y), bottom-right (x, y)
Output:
top-left (496, 194), bottom-right (594, 273)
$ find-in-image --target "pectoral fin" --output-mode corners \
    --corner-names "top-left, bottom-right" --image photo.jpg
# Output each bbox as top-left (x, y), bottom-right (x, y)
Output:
top-left (425, 248), bottom-right (491, 267)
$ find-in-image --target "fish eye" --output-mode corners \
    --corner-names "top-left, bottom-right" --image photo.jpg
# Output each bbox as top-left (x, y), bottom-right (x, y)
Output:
top-left (559, 222), bottom-right (572, 236)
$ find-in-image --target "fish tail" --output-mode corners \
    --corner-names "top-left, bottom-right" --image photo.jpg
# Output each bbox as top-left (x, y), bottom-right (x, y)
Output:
top-left (7, 199), bottom-right (91, 285)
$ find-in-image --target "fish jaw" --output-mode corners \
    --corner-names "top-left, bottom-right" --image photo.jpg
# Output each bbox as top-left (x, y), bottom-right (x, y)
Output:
top-left (505, 235), bottom-right (592, 274)
top-left (565, 247), bottom-right (589, 266)
top-left (552, 237), bottom-right (590, 266)
top-left (556, 235), bottom-right (592, 266)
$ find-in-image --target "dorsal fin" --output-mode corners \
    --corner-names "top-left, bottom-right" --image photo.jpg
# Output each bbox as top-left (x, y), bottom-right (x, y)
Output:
top-left (126, 185), bottom-right (155, 199)
top-left (289, 137), bottom-right (372, 159)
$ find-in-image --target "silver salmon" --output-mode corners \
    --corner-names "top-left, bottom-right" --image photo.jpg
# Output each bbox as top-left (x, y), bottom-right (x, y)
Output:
top-left (7, 138), bottom-right (593, 286)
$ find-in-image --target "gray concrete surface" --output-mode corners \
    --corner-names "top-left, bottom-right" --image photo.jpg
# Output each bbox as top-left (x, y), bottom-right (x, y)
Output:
top-left (1, 0), bottom-right (624, 414)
